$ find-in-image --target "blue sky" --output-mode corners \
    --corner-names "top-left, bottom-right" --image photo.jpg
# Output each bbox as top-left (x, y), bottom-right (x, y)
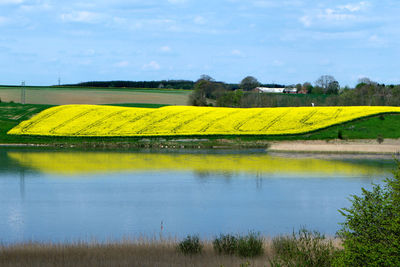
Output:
top-left (0, 0), bottom-right (399, 86)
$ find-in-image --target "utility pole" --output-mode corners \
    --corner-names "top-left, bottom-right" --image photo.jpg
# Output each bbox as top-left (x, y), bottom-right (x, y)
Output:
top-left (21, 81), bottom-right (26, 104)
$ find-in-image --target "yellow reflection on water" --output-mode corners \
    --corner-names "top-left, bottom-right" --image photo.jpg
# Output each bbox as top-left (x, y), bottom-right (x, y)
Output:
top-left (7, 152), bottom-right (387, 177)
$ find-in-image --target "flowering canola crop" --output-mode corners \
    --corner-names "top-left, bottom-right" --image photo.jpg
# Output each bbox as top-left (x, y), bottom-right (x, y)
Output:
top-left (7, 105), bottom-right (400, 137)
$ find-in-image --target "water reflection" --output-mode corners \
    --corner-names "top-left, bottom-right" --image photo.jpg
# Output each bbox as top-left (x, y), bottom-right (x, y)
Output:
top-left (0, 149), bottom-right (396, 243)
top-left (19, 170), bottom-right (25, 199)
top-left (7, 151), bottom-right (390, 176)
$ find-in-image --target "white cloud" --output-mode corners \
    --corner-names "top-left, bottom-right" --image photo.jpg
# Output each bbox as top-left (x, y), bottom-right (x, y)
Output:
top-left (253, 1), bottom-right (275, 8)
top-left (60, 11), bottom-right (103, 23)
top-left (272, 60), bottom-right (284, 67)
top-left (0, 16), bottom-right (8, 25)
top-left (0, 0), bottom-right (24, 4)
top-left (299, 15), bottom-right (311, 27)
top-left (368, 34), bottom-right (386, 47)
top-left (231, 49), bottom-right (243, 56)
top-left (318, 8), bottom-right (355, 21)
top-left (168, 0), bottom-right (187, 4)
top-left (115, 61), bottom-right (129, 67)
top-left (299, 2), bottom-right (369, 28)
top-left (160, 46), bottom-right (171, 52)
top-left (253, 0), bottom-right (303, 8)
top-left (193, 16), bottom-right (206, 25)
top-left (142, 61), bottom-right (160, 70)
top-left (19, 3), bottom-right (52, 12)
top-left (338, 2), bottom-right (369, 12)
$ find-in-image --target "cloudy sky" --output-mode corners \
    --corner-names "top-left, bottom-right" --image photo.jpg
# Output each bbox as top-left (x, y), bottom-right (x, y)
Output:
top-left (0, 0), bottom-right (399, 86)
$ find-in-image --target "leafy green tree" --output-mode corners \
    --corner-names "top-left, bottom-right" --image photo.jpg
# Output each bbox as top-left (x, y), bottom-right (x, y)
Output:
top-left (335, 161), bottom-right (400, 266)
top-left (240, 76), bottom-right (260, 91)
top-left (189, 75), bottom-right (227, 106)
top-left (302, 82), bottom-right (313, 94)
top-left (326, 80), bottom-right (340, 94)
top-left (311, 86), bottom-right (324, 95)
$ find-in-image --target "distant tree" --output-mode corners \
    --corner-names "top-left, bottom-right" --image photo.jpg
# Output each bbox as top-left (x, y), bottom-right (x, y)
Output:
top-left (198, 74), bottom-right (215, 82)
top-left (326, 80), bottom-right (340, 95)
top-left (240, 76), bottom-right (260, 91)
top-left (216, 90), bottom-right (243, 107)
top-left (295, 83), bottom-right (302, 93)
top-left (311, 86), bottom-right (324, 94)
top-left (189, 76), bottom-right (227, 106)
top-left (315, 75), bottom-right (339, 94)
top-left (302, 82), bottom-right (313, 94)
top-left (357, 77), bottom-right (376, 86)
top-left (189, 87), bottom-right (207, 106)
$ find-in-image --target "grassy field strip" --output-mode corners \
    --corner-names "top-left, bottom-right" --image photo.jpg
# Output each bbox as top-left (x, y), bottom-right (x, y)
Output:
top-left (8, 152), bottom-right (385, 175)
top-left (0, 88), bottom-right (189, 105)
top-left (7, 105), bottom-right (400, 137)
top-left (0, 86), bottom-right (191, 94)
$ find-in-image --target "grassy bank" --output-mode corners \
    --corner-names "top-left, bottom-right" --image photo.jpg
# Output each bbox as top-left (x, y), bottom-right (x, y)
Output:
top-left (0, 232), bottom-right (340, 267)
top-left (1, 102), bottom-right (400, 149)
top-left (0, 241), bottom-right (269, 267)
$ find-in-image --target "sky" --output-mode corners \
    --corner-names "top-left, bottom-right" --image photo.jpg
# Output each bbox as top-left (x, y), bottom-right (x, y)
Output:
top-left (0, 0), bottom-right (399, 86)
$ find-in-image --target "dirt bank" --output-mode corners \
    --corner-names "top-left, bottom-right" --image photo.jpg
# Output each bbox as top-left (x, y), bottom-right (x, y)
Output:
top-left (269, 139), bottom-right (400, 154)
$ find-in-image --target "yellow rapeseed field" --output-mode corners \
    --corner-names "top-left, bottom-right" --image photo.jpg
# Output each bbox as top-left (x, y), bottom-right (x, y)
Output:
top-left (8, 151), bottom-right (385, 176)
top-left (7, 104), bottom-right (400, 137)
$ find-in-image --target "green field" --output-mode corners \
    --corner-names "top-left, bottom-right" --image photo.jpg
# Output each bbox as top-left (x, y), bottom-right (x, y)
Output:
top-left (1, 102), bottom-right (400, 148)
top-left (0, 86), bottom-right (191, 106)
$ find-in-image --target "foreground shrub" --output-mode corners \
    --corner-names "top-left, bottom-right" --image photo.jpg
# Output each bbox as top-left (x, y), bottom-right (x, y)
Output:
top-left (236, 232), bottom-right (264, 258)
top-left (212, 232), bottom-right (263, 258)
top-left (269, 228), bottom-right (336, 267)
top-left (334, 161), bottom-right (400, 266)
top-left (213, 234), bottom-right (238, 255)
top-left (177, 235), bottom-right (203, 255)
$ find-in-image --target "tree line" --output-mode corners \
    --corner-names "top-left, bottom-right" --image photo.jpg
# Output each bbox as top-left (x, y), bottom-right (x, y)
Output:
top-left (65, 80), bottom-right (195, 90)
top-left (189, 75), bottom-right (400, 107)
top-left (64, 78), bottom-right (284, 91)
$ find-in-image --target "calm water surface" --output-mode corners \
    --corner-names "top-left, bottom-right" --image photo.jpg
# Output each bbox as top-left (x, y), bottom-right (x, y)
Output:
top-left (0, 148), bottom-right (396, 244)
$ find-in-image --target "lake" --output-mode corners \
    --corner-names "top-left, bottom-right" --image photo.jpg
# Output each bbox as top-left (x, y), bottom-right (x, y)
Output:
top-left (0, 148), bottom-right (396, 244)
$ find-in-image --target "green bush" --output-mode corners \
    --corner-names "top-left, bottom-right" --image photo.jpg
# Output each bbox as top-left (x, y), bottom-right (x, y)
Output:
top-left (236, 232), bottom-right (264, 258)
top-left (377, 134), bottom-right (384, 144)
top-left (269, 228), bottom-right (336, 267)
top-left (334, 161), bottom-right (400, 266)
top-left (177, 235), bottom-right (203, 255)
top-left (213, 234), bottom-right (238, 255)
top-left (337, 130), bottom-right (343, 139)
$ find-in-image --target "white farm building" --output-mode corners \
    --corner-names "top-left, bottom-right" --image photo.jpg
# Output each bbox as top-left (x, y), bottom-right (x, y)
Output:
top-left (254, 87), bottom-right (286, 93)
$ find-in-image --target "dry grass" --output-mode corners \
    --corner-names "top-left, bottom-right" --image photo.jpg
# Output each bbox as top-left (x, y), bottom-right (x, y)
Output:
top-left (0, 239), bottom-right (274, 267)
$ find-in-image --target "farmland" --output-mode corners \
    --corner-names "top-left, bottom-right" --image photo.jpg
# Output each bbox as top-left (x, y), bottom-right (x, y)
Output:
top-left (1, 102), bottom-right (400, 149)
top-left (8, 104), bottom-right (400, 137)
top-left (0, 86), bottom-right (191, 105)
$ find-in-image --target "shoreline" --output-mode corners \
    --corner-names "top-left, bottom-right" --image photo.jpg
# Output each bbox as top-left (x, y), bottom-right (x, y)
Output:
top-left (0, 138), bottom-right (399, 154)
